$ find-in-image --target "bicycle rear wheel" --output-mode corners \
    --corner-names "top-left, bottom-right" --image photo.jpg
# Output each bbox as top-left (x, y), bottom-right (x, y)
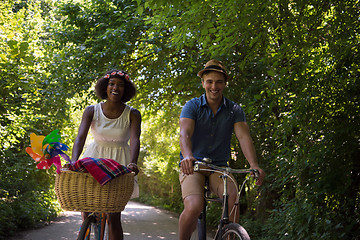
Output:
top-left (221, 223), bottom-right (250, 240)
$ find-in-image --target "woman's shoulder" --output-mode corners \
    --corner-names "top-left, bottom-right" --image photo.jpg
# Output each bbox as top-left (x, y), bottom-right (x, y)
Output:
top-left (83, 104), bottom-right (97, 116)
top-left (85, 104), bottom-right (97, 111)
top-left (129, 107), bottom-right (141, 116)
top-left (128, 106), bottom-right (141, 121)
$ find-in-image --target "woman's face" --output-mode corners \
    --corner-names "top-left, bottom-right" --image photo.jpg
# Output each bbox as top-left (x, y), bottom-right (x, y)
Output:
top-left (107, 77), bottom-right (125, 102)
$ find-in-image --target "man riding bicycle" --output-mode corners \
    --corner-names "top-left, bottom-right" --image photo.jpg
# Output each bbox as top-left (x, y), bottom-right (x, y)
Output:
top-left (179, 59), bottom-right (265, 240)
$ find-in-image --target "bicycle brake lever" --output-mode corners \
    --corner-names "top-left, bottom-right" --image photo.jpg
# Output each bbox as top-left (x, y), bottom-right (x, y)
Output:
top-left (253, 169), bottom-right (259, 179)
top-left (194, 163), bottom-right (200, 171)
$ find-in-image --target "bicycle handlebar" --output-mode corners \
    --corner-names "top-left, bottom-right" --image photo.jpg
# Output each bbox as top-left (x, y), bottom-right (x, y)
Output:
top-left (193, 159), bottom-right (259, 179)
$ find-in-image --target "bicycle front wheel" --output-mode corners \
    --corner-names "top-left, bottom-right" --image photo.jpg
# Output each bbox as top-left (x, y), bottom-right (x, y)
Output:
top-left (221, 223), bottom-right (250, 240)
top-left (77, 215), bottom-right (96, 240)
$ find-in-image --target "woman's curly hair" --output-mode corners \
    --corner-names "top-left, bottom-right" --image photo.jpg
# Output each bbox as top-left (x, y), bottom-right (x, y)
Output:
top-left (95, 70), bottom-right (136, 102)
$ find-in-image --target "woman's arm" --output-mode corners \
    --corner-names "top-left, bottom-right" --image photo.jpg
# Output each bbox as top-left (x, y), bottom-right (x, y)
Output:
top-left (128, 108), bottom-right (141, 174)
top-left (71, 105), bottom-right (94, 162)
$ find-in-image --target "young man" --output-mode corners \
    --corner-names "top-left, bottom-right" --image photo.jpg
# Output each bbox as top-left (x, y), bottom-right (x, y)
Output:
top-left (179, 59), bottom-right (265, 240)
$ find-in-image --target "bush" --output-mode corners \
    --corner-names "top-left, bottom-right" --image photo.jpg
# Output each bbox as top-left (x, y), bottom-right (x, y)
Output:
top-left (0, 150), bottom-right (61, 239)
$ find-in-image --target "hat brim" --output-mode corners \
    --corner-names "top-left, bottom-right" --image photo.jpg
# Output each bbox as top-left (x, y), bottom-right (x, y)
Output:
top-left (197, 68), bottom-right (229, 80)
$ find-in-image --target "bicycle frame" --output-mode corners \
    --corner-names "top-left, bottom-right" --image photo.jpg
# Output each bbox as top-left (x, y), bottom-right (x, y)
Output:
top-left (193, 160), bottom-right (258, 240)
top-left (215, 174), bottom-right (229, 239)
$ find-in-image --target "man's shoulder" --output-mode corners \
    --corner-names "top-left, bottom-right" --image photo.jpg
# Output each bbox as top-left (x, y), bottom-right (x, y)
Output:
top-left (223, 97), bottom-right (245, 115)
top-left (189, 95), bottom-right (204, 103)
top-left (180, 95), bottom-right (205, 118)
top-left (223, 97), bottom-right (246, 122)
top-left (184, 95), bottom-right (205, 107)
top-left (224, 97), bottom-right (241, 108)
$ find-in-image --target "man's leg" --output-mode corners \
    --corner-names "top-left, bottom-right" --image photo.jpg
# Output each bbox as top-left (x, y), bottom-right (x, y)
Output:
top-left (179, 194), bottom-right (204, 240)
top-left (179, 170), bottom-right (206, 240)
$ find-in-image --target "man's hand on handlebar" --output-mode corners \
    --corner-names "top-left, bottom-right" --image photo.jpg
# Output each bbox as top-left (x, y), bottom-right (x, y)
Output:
top-left (251, 166), bottom-right (265, 186)
top-left (180, 156), bottom-right (197, 175)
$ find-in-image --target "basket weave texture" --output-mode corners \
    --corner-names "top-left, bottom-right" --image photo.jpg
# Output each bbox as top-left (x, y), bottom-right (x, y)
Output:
top-left (55, 171), bottom-right (134, 213)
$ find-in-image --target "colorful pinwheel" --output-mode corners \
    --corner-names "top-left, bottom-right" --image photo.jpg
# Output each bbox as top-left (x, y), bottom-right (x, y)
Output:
top-left (25, 129), bottom-right (71, 173)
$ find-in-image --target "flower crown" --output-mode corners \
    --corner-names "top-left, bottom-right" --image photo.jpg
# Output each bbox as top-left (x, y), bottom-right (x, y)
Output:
top-left (103, 71), bottom-right (130, 81)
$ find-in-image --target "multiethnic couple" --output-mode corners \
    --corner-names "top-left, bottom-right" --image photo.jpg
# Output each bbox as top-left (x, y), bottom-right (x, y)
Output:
top-left (71, 59), bottom-right (265, 239)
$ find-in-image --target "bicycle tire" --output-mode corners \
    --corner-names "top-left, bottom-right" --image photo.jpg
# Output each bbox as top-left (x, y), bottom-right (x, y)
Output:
top-left (220, 223), bottom-right (250, 240)
top-left (197, 213), bottom-right (207, 240)
top-left (77, 215), bottom-right (96, 240)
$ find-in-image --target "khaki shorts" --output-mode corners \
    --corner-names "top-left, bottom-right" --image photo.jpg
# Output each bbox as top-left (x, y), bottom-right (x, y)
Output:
top-left (179, 167), bottom-right (238, 199)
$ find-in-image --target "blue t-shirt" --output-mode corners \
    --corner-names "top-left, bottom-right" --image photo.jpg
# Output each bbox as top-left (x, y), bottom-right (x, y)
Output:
top-left (180, 94), bottom-right (246, 166)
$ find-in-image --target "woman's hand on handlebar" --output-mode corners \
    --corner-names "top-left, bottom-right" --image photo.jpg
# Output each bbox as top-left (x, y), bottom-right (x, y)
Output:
top-left (127, 163), bottom-right (139, 176)
top-left (63, 163), bottom-right (71, 169)
top-left (180, 156), bottom-right (197, 175)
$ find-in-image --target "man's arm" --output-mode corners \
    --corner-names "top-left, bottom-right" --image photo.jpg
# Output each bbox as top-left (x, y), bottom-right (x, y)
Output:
top-left (234, 121), bottom-right (265, 185)
top-left (179, 117), bottom-right (197, 175)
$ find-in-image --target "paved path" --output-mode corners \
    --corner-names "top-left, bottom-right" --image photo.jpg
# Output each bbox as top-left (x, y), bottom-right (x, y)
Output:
top-left (10, 201), bottom-right (180, 240)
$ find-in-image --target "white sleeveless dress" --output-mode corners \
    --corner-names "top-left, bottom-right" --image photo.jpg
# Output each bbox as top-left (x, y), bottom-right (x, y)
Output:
top-left (82, 102), bottom-right (139, 198)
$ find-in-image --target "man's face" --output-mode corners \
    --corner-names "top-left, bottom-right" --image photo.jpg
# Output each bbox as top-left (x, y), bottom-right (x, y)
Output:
top-left (202, 71), bottom-right (227, 103)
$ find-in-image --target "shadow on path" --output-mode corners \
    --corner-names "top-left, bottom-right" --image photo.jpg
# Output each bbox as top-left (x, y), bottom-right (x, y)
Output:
top-left (122, 202), bottom-right (179, 239)
top-left (9, 201), bottom-right (179, 240)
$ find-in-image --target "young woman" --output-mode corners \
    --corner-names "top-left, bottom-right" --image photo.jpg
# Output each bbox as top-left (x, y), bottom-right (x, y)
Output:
top-left (71, 70), bottom-right (141, 240)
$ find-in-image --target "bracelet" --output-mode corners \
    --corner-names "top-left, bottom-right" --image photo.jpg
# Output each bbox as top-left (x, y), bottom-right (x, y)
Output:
top-left (128, 163), bottom-right (137, 167)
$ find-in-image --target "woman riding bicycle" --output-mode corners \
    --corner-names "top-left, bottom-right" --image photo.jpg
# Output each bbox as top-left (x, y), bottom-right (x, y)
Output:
top-left (71, 70), bottom-right (141, 240)
top-left (179, 59), bottom-right (265, 240)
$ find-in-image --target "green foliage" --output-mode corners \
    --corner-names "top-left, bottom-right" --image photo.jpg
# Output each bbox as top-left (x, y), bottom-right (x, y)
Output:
top-left (0, 189), bottom-right (59, 239)
top-left (1, 0), bottom-right (359, 239)
top-left (140, 0), bottom-right (360, 238)
top-left (0, 151), bottom-right (60, 239)
top-left (0, 0), bottom-right (75, 238)
top-left (137, 110), bottom-right (183, 212)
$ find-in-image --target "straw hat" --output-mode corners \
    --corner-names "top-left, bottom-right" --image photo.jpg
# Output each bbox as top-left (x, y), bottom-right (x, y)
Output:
top-left (197, 59), bottom-right (229, 80)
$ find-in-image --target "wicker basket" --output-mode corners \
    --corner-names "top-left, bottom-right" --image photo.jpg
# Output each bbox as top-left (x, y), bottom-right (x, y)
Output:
top-left (55, 171), bottom-right (134, 213)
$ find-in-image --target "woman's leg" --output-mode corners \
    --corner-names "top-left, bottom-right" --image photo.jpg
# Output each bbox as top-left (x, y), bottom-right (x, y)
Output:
top-left (81, 212), bottom-right (89, 221)
top-left (107, 212), bottom-right (123, 240)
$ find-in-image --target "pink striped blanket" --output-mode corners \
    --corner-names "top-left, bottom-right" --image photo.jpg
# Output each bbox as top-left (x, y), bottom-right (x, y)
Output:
top-left (69, 157), bottom-right (131, 185)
